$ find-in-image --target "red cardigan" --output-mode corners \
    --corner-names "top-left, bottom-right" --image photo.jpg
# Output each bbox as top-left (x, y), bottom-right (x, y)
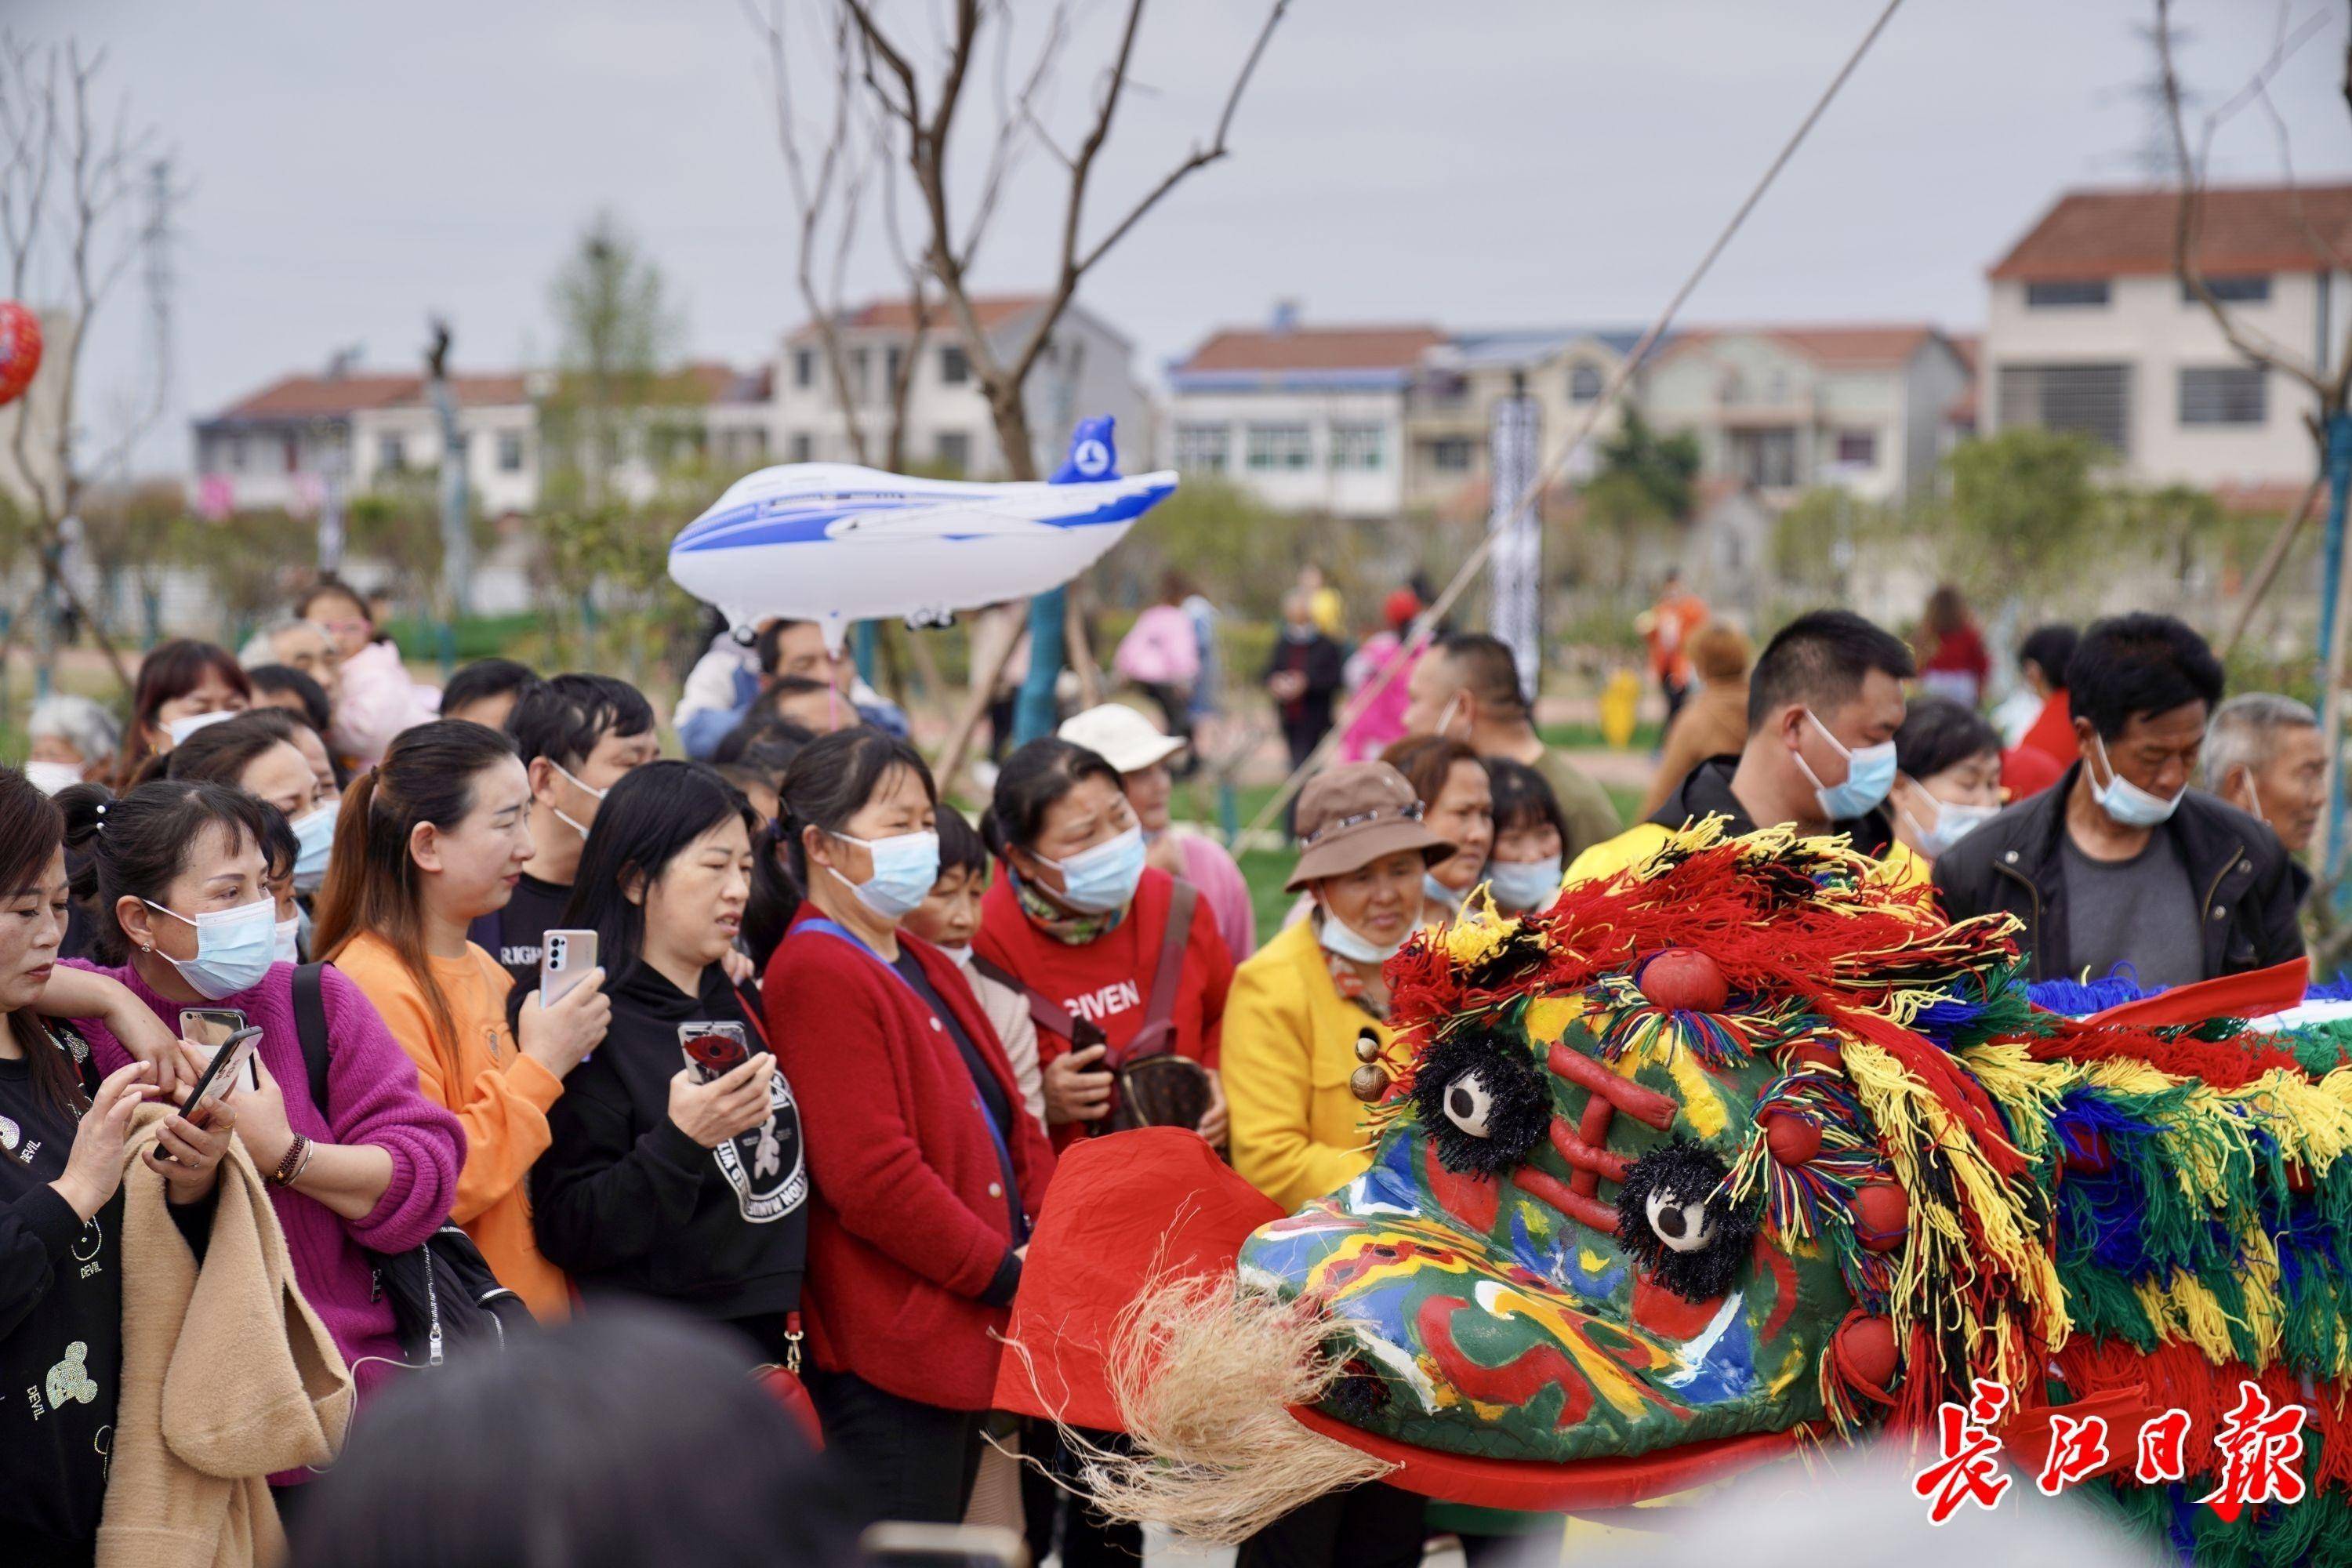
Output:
top-left (975, 866), bottom-right (1234, 1152)
top-left (763, 909), bottom-right (1056, 1410)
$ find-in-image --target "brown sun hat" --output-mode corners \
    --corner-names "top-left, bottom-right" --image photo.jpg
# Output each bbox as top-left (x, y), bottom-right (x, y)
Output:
top-left (1285, 761), bottom-right (1455, 891)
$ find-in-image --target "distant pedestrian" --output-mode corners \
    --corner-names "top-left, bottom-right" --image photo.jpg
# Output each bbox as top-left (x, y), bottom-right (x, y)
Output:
top-left (1914, 584), bottom-right (1991, 708)
top-left (1264, 591), bottom-right (1347, 771)
top-left (1337, 586), bottom-right (1424, 763)
top-left (1639, 568), bottom-right (1708, 727)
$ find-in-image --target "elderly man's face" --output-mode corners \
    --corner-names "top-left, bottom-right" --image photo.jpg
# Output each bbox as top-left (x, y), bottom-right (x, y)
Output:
top-left (2238, 723), bottom-right (2328, 855)
top-left (27, 734), bottom-right (85, 770)
top-left (274, 622), bottom-right (341, 697)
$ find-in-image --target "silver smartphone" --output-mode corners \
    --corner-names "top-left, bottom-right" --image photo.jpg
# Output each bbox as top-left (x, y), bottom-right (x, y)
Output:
top-left (540, 928), bottom-right (597, 1006)
top-left (679, 1021), bottom-right (750, 1084)
top-left (180, 1007), bottom-right (260, 1094)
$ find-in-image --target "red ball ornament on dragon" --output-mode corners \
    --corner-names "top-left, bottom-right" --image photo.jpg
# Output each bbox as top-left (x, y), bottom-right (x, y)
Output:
top-left (0, 303), bottom-right (42, 409)
top-left (1635, 946), bottom-right (1730, 1014)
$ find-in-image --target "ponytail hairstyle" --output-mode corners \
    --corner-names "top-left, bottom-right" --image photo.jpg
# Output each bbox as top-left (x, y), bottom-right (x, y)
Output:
top-left (312, 720), bottom-right (520, 1057)
top-left (558, 761), bottom-right (755, 991)
top-left (981, 737), bottom-right (1122, 865)
top-left (56, 779), bottom-right (275, 965)
top-left (118, 637), bottom-right (252, 786)
top-left (0, 768), bottom-right (80, 1113)
top-left (742, 727), bottom-right (934, 970)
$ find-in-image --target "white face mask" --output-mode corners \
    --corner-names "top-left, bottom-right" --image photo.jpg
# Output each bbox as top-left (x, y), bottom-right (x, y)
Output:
top-left (1319, 907), bottom-right (1409, 966)
top-left (272, 912), bottom-right (303, 965)
top-left (1899, 786), bottom-right (2000, 858)
top-left (2090, 735), bottom-right (2182, 829)
top-left (163, 710), bottom-right (238, 748)
top-left (935, 942), bottom-right (975, 967)
top-left (550, 762), bottom-right (608, 840)
top-left (23, 760), bottom-right (83, 796)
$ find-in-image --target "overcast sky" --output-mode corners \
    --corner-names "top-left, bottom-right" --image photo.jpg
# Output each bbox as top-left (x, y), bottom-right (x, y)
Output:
top-left (16, 0), bottom-right (2352, 476)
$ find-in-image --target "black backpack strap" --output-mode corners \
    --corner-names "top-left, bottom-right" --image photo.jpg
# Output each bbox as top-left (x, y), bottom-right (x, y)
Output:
top-left (292, 960), bottom-right (332, 1112)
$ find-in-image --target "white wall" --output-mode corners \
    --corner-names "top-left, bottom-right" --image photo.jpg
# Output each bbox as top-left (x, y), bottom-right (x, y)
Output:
top-left (1984, 270), bottom-right (2335, 488)
top-left (1163, 385), bottom-right (1407, 515)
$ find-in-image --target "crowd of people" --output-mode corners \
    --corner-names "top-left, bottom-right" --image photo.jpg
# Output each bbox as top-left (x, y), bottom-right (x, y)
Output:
top-left (0, 563), bottom-right (2330, 1568)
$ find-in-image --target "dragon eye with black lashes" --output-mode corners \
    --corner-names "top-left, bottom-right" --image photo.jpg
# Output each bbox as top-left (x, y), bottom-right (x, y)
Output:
top-left (1413, 1026), bottom-right (1550, 1176)
top-left (1613, 1139), bottom-right (1759, 1301)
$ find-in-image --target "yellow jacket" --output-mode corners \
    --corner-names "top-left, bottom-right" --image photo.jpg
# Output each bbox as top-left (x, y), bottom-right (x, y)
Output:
top-left (1565, 818), bottom-right (1931, 890)
top-left (1221, 916), bottom-right (1393, 1212)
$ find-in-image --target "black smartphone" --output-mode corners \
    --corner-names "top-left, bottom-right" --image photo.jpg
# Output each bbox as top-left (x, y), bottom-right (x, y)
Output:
top-left (178, 1026), bottom-right (263, 1120)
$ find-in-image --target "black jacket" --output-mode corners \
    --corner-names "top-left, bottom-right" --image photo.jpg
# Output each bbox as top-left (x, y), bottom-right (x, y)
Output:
top-left (530, 963), bottom-right (807, 1325)
top-left (1646, 755), bottom-right (1900, 857)
top-left (1930, 762), bottom-right (2308, 984)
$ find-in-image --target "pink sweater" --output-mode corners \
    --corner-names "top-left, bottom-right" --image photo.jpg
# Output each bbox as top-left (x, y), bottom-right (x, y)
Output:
top-left (67, 959), bottom-right (465, 1411)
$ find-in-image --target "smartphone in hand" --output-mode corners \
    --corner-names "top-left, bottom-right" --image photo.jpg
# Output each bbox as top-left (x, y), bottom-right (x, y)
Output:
top-left (179, 1026), bottom-right (263, 1121)
top-left (180, 1007), bottom-right (259, 1094)
top-left (541, 929), bottom-right (598, 1007)
top-left (679, 1022), bottom-right (750, 1083)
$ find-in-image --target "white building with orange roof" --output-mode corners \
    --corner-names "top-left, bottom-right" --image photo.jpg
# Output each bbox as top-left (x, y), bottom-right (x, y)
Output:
top-left (1639, 324), bottom-right (1972, 505)
top-left (772, 292), bottom-right (1149, 478)
top-left (1982, 183), bottom-right (2352, 492)
top-left (1163, 307), bottom-right (1446, 515)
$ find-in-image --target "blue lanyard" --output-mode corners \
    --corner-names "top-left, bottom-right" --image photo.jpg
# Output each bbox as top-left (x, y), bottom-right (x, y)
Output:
top-left (794, 920), bottom-right (1029, 1244)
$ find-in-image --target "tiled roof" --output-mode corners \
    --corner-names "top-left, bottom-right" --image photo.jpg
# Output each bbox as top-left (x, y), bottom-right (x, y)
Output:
top-left (1987, 183), bottom-right (2352, 281)
top-left (1174, 325), bottom-right (1446, 375)
top-left (1657, 325), bottom-right (1947, 371)
top-left (787, 293), bottom-right (1049, 342)
top-left (211, 371), bottom-right (531, 421)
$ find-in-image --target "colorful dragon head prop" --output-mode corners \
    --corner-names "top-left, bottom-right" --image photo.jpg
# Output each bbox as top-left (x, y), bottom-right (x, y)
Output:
top-left (998, 822), bottom-right (2352, 1563)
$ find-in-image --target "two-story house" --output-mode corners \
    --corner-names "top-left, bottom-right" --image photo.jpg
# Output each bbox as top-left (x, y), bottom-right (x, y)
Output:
top-left (1163, 310), bottom-right (1446, 516)
top-left (1400, 326), bottom-right (1651, 513)
top-left (772, 293), bottom-right (1149, 478)
top-left (1640, 325), bottom-right (1972, 504)
top-left (1982, 183), bottom-right (2352, 493)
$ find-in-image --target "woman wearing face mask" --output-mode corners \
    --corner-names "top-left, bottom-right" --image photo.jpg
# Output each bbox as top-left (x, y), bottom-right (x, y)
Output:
top-left (1887, 697), bottom-right (2004, 864)
top-left (745, 728), bottom-right (1055, 1528)
top-left (159, 712), bottom-right (339, 892)
top-left (0, 767), bottom-right (246, 1567)
top-left (975, 738), bottom-right (1234, 1154)
top-left (532, 762), bottom-right (806, 1361)
top-left (48, 779), bottom-right (463, 1431)
top-left (1380, 736), bottom-right (1493, 927)
top-left (115, 639), bottom-right (252, 786)
top-left (25, 695), bottom-right (121, 797)
top-left (1483, 759), bottom-right (1570, 916)
top-left (315, 720), bottom-right (612, 1324)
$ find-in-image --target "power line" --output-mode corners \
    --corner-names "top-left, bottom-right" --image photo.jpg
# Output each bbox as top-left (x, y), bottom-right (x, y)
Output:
top-left (1246, 0), bottom-right (1915, 837)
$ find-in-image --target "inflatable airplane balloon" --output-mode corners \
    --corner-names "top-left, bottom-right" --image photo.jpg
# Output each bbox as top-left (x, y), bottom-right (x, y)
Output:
top-left (667, 416), bottom-right (1174, 648)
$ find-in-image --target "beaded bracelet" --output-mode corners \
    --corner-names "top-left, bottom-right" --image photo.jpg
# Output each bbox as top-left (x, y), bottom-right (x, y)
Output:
top-left (270, 1133), bottom-right (312, 1188)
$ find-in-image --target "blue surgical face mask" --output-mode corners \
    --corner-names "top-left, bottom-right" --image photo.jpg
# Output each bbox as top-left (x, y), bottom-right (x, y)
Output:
top-left (289, 804), bottom-right (337, 891)
top-left (1423, 871), bottom-right (1465, 913)
top-left (1899, 783), bottom-right (2000, 858)
top-left (1318, 907), bottom-right (1408, 966)
top-left (1486, 856), bottom-right (1563, 913)
top-left (143, 894), bottom-right (279, 1000)
top-left (1041, 825), bottom-right (1146, 915)
top-left (1795, 710), bottom-right (1897, 821)
top-left (829, 829), bottom-right (941, 921)
top-left (2091, 735), bottom-right (2182, 829)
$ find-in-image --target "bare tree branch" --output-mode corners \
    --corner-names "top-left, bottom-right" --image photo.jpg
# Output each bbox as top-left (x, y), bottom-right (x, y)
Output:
top-left (2158, 0), bottom-right (2330, 397)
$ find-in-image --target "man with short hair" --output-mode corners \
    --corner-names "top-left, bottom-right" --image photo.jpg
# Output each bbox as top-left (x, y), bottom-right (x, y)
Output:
top-left (469, 673), bottom-right (660, 986)
top-left (440, 657), bottom-right (542, 732)
top-left (2203, 691), bottom-right (2326, 858)
top-left (758, 619), bottom-right (911, 739)
top-left (1403, 632), bottom-right (1622, 863)
top-left (1935, 614), bottom-right (2303, 985)
top-left (1567, 608), bottom-right (1920, 886)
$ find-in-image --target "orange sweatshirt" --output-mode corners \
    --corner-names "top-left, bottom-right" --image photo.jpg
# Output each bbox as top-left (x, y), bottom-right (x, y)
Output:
top-left (332, 932), bottom-right (571, 1321)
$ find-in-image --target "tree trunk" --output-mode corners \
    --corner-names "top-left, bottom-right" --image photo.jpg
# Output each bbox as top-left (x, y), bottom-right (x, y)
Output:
top-left (930, 383), bottom-right (1045, 788)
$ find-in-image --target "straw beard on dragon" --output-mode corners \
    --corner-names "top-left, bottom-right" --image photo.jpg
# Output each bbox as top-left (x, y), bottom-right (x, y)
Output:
top-left (992, 819), bottom-right (2352, 1566)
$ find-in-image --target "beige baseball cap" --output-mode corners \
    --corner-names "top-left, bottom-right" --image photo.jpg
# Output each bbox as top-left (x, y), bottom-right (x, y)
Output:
top-left (1058, 702), bottom-right (1185, 775)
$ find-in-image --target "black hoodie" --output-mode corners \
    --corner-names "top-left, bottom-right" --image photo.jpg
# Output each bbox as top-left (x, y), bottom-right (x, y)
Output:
top-left (530, 963), bottom-right (807, 1329)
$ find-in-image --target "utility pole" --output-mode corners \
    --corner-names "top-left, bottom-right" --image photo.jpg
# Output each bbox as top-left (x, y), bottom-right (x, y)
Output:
top-left (425, 319), bottom-right (471, 674)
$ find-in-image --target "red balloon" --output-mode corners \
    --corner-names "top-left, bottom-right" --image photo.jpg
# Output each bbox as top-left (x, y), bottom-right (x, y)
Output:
top-left (0, 302), bottom-right (42, 409)
top-left (1635, 947), bottom-right (1730, 1014)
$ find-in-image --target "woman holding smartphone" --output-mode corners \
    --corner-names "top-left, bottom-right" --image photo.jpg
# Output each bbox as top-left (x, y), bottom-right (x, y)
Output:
top-left (44, 776), bottom-right (461, 1417)
top-left (315, 720), bottom-right (611, 1324)
top-left (531, 761), bottom-right (804, 1359)
top-left (0, 766), bottom-right (244, 1566)
top-left (746, 728), bottom-right (1055, 1528)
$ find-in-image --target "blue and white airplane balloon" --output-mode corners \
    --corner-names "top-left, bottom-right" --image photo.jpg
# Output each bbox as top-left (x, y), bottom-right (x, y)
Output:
top-left (667, 416), bottom-right (1174, 647)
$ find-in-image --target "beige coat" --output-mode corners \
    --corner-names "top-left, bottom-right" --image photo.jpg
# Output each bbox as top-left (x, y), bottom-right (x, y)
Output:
top-left (98, 1105), bottom-right (354, 1568)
